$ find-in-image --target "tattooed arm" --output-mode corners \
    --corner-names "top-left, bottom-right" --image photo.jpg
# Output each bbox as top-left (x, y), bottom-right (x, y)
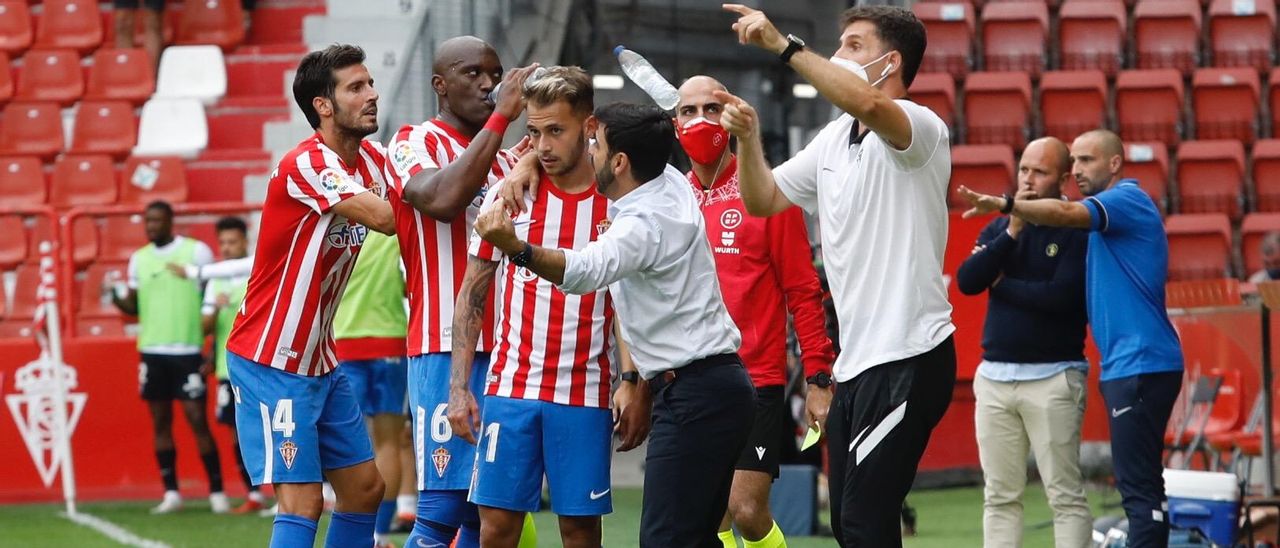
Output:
top-left (446, 257), bottom-right (500, 445)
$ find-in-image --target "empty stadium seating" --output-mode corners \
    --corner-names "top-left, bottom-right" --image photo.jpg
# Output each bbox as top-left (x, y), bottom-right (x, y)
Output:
top-left (1166, 213), bottom-right (1233, 280)
top-left (33, 0), bottom-right (102, 55)
top-left (1039, 70), bottom-right (1107, 143)
top-left (1133, 0), bottom-right (1202, 75)
top-left (1124, 142), bottom-right (1171, 213)
top-left (85, 49), bottom-right (155, 105)
top-left (69, 215), bottom-right (96, 268)
top-left (1241, 213), bottom-right (1280, 278)
top-left (1191, 68), bottom-right (1260, 144)
top-left (0, 52), bottom-right (10, 104)
top-left (1256, 140), bottom-right (1280, 212)
top-left (1207, 0), bottom-right (1276, 72)
top-left (0, 215), bottom-right (26, 269)
top-left (15, 48), bottom-right (83, 105)
top-left (909, 73), bottom-right (956, 128)
top-left (0, 1), bottom-right (32, 56)
top-left (1058, 0), bottom-right (1127, 76)
top-left (155, 46), bottom-right (227, 105)
top-left (71, 101), bottom-right (138, 157)
top-left (1177, 140), bottom-right (1247, 220)
top-left (1271, 68), bottom-right (1280, 137)
top-left (119, 156), bottom-right (187, 204)
top-left (981, 1), bottom-right (1049, 77)
top-left (963, 71), bottom-right (1031, 148)
top-left (0, 155), bottom-right (46, 206)
top-left (50, 155), bottom-right (117, 208)
top-left (1116, 69), bottom-right (1185, 146)
top-left (98, 214), bottom-right (148, 262)
top-left (175, 0), bottom-right (245, 51)
top-left (912, 2), bottom-right (975, 79)
top-left (949, 144), bottom-right (1016, 210)
top-left (133, 98), bottom-right (209, 158)
top-left (0, 101), bottom-right (64, 159)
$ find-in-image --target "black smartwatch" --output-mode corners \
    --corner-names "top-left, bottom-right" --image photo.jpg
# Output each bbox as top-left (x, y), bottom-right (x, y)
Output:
top-left (510, 242), bottom-right (533, 267)
top-left (805, 371), bottom-right (833, 388)
top-left (620, 371), bottom-right (640, 384)
top-left (780, 34), bottom-right (806, 63)
top-left (1000, 192), bottom-right (1016, 215)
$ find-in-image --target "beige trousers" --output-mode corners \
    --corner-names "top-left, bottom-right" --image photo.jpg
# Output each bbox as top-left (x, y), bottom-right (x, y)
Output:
top-left (975, 369), bottom-right (1093, 548)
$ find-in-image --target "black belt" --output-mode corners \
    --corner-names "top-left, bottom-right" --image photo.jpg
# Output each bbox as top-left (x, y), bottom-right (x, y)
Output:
top-left (647, 353), bottom-right (741, 393)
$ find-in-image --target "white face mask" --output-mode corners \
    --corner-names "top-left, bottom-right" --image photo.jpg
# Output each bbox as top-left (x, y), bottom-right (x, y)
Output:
top-left (829, 51), bottom-right (895, 88)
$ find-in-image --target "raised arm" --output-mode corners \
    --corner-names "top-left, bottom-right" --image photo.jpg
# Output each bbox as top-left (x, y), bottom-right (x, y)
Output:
top-left (957, 186), bottom-right (1092, 229)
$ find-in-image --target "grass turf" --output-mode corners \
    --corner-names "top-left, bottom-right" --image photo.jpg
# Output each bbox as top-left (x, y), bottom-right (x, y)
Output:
top-left (0, 484), bottom-right (1117, 547)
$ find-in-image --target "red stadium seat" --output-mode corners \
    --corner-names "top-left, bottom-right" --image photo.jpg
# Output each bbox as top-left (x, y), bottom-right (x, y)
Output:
top-left (980, 1), bottom-right (1049, 78)
top-left (76, 260), bottom-right (127, 318)
top-left (1208, 0), bottom-right (1276, 72)
top-left (33, 0), bottom-right (102, 55)
top-left (1192, 68), bottom-right (1260, 144)
top-left (911, 2), bottom-right (975, 79)
top-left (71, 100), bottom-right (138, 157)
top-left (26, 214), bottom-right (53, 259)
top-left (1176, 140), bottom-right (1247, 220)
top-left (0, 155), bottom-right (46, 206)
top-left (15, 49), bottom-right (83, 105)
top-left (0, 101), bottom-right (64, 159)
top-left (1271, 68), bottom-right (1280, 137)
top-left (1241, 213), bottom-right (1280, 278)
top-left (85, 48), bottom-right (155, 105)
top-left (0, 214), bottom-right (26, 269)
top-left (175, 0), bottom-right (245, 51)
top-left (49, 155), bottom-right (118, 208)
top-left (1133, 0), bottom-right (1202, 75)
top-left (1166, 214), bottom-right (1233, 280)
top-left (206, 96), bottom-right (288, 150)
top-left (1058, 0), bottom-right (1127, 77)
top-left (119, 156), bottom-right (187, 204)
top-left (1039, 70), bottom-right (1108, 144)
top-left (99, 214), bottom-right (147, 261)
top-left (963, 72), bottom-right (1031, 147)
top-left (948, 144), bottom-right (1015, 210)
top-left (0, 52), bottom-right (12, 105)
top-left (6, 262), bottom-right (42, 320)
top-left (0, 1), bottom-right (32, 56)
top-left (1115, 69), bottom-right (1185, 146)
top-left (1253, 140), bottom-right (1280, 212)
top-left (908, 73), bottom-right (956, 128)
top-left (1121, 142), bottom-right (1171, 213)
top-left (69, 214), bottom-right (97, 269)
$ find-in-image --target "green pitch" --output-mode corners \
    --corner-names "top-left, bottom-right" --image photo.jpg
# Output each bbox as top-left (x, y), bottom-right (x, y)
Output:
top-left (0, 484), bottom-right (1114, 547)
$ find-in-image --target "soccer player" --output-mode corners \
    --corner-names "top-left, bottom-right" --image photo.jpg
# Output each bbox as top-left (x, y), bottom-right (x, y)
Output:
top-left (447, 66), bottom-right (627, 548)
top-left (383, 35), bottom-right (539, 548)
top-left (332, 228), bottom-right (409, 548)
top-left (676, 75), bottom-right (836, 548)
top-left (199, 216), bottom-right (264, 514)
top-left (111, 200), bottom-right (227, 515)
top-left (224, 44), bottom-right (397, 547)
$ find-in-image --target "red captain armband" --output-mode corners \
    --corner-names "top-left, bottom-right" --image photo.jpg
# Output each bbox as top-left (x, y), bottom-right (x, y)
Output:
top-left (483, 113), bottom-right (511, 136)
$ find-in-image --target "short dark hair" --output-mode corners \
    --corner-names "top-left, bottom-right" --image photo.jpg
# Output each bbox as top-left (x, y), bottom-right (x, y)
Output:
top-left (293, 44), bottom-right (367, 129)
top-left (594, 102), bottom-right (674, 184)
top-left (215, 216), bottom-right (248, 234)
top-left (145, 200), bottom-right (173, 218)
top-left (838, 6), bottom-right (927, 87)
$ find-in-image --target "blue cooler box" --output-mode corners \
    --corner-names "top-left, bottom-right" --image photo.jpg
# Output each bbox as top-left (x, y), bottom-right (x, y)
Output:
top-left (1163, 469), bottom-right (1240, 546)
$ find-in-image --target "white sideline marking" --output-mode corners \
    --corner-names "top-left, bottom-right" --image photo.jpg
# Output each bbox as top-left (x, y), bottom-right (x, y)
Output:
top-left (62, 511), bottom-right (172, 548)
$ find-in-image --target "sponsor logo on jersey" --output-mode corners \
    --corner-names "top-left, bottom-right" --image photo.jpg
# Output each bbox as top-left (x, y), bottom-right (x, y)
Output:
top-left (326, 223), bottom-right (369, 249)
top-left (318, 168), bottom-right (351, 193)
top-left (393, 141), bottom-right (417, 173)
top-left (721, 230), bottom-right (736, 247)
top-left (720, 208), bottom-right (743, 230)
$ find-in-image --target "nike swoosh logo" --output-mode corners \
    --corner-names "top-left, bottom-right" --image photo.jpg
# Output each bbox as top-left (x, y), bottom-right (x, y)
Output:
top-left (1111, 406), bottom-right (1133, 418)
top-left (589, 489), bottom-right (610, 500)
top-left (415, 539), bottom-right (447, 548)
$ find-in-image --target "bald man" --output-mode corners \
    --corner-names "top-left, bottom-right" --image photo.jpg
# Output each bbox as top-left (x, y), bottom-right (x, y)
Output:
top-left (1248, 232), bottom-right (1280, 283)
top-left (957, 137), bottom-right (1092, 548)
top-left (677, 75), bottom-right (836, 548)
top-left (383, 36), bottom-right (539, 548)
top-left (959, 130), bottom-right (1184, 548)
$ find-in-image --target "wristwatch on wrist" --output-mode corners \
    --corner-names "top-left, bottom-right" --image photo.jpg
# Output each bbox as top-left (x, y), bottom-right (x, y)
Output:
top-left (780, 34), bottom-right (806, 63)
top-left (510, 242), bottom-right (533, 268)
top-left (1000, 192), bottom-right (1016, 215)
top-left (805, 371), bottom-right (833, 388)
top-left (620, 371), bottom-right (640, 384)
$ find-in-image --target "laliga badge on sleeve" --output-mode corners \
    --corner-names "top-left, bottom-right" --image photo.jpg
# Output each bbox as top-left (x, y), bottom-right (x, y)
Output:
top-left (801, 423), bottom-right (822, 451)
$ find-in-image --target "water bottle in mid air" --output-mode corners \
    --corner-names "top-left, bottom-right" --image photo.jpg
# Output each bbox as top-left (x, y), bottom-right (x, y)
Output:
top-left (614, 46), bottom-right (679, 111)
top-left (486, 66), bottom-right (549, 105)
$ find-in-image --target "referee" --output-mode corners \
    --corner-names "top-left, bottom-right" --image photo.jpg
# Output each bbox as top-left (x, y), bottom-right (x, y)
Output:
top-left (720, 5), bottom-right (955, 547)
top-left (475, 102), bottom-right (755, 548)
top-left (958, 129), bottom-right (1184, 548)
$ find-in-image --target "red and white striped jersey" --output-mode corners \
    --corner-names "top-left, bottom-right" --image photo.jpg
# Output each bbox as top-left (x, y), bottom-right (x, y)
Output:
top-left (471, 177), bottom-right (615, 408)
top-left (385, 118), bottom-right (518, 356)
top-left (226, 134), bottom-right (389, 376)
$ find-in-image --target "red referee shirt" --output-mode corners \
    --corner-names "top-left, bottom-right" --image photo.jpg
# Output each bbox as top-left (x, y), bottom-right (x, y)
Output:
top-left (689, 156), bottom-right (835, 388)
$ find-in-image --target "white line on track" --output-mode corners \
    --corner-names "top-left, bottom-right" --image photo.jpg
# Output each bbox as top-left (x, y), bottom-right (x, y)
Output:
top-left (62, 511), bottom-right (172, 548)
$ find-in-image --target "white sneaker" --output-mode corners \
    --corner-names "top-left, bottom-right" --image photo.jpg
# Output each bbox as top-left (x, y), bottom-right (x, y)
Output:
top-left (258, 503), bottom-right (278, 517)
top-left (151, 491), bottom-right (182, 514)
top-left (209, 492), bottom-right (230, 514)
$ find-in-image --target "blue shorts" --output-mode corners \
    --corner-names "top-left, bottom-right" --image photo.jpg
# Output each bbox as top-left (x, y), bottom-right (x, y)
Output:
top-left (469, 396), bottom-right (613, 516)
top-left (339, 357), bottom-right (408, 416)
top-left (228, 351), bottom-right (375, 485)
top-left (409, 352), bottom-right (489, 491)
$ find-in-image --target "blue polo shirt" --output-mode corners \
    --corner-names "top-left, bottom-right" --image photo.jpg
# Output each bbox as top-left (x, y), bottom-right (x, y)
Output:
top-left (1082, 179), bottom-right (1184, 381)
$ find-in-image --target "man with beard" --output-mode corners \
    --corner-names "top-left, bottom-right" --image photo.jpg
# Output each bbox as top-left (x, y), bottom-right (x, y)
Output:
top-left (383, 35), bottom-right (540, 548)
top-left (225, 44), bottom-right (396, 547)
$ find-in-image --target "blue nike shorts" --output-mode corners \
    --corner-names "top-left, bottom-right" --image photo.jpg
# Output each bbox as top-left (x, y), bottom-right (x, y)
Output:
top-left (408, 352), bottom-right (489, 491)
top-left (469, 396), bottom-right (613, 516)
top-left (339, 357), bottom-right (408, 416)
top-left (228, 351), bottom-right (374, 485)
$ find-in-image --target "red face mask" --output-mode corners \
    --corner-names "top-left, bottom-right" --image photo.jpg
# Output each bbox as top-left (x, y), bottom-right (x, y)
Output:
top-left (676, 117), bottom-right (730, 165)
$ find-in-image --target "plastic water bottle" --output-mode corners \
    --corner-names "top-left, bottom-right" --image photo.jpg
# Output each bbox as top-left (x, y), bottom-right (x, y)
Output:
top-left (614, 46), bottom-right (679, 111)
top-left (486, 66), bottom-right (549, 105)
